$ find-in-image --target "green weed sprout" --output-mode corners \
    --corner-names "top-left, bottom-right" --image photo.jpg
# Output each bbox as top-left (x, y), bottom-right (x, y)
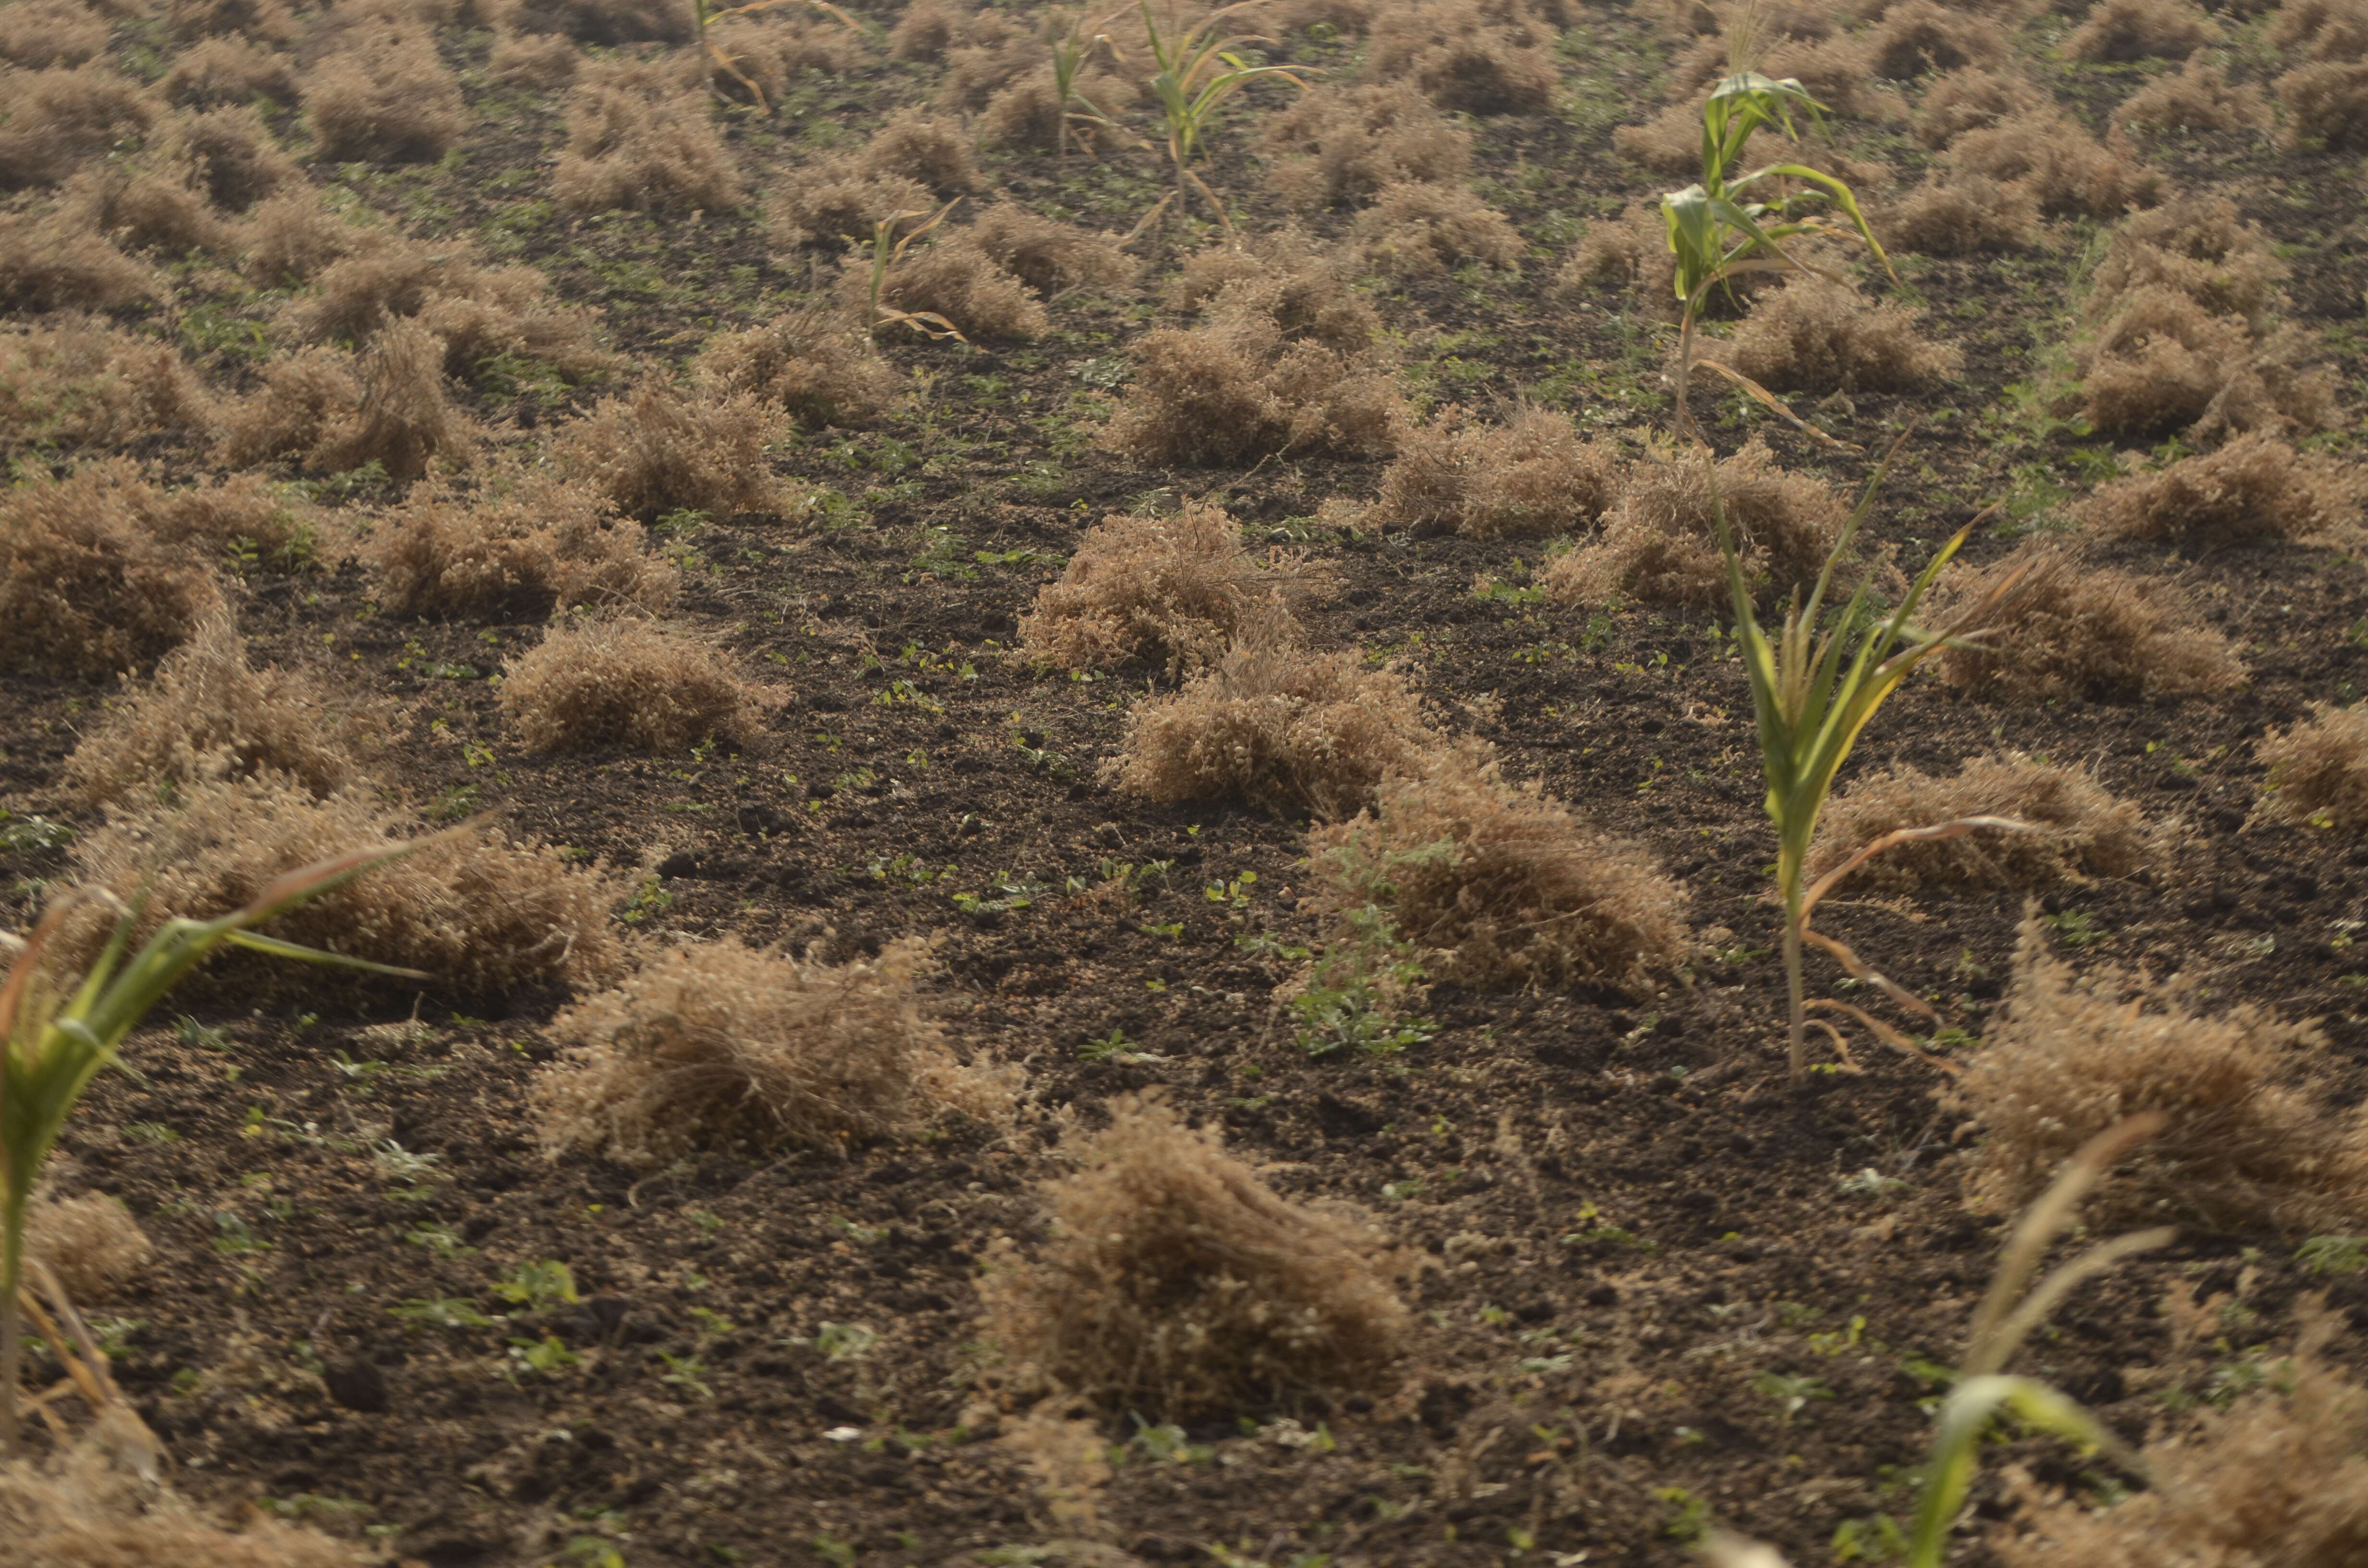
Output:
top-left (692, 0), bottom-right (867, 113)
top-left (1, 842), bottom-right (432, 1453)
top-left (1715, 438), bottom-right (2029, 1078)
top-left (1134, 0), bottom-right (1313, 231)
top-left (859, 200), bottom-right (970, 347)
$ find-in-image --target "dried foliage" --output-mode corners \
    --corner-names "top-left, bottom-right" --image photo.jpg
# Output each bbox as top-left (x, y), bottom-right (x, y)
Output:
top-left (1915, 67), bottom-right (2044, 148)
top-left (835, 233), bottom-right (1050, 342)
top-left (1865, 0), bottom-right (2012, 76)
top-left (1366, 0), bottom-right (1559, 113)
top-left (1885, 174), bottom-right (2045, 254)
top-left (1370, 405), bottom-right (1622, 538)
top-left (706, 13), bottom-right (861, 102)
top-left (368, 472), bottom-right (679, 619)
top-left (1560, 200), bottom-right (1676, 300)
top-left (0, 466), bottom-right (222, 678)
top-left (1542, 437), bottom-right (1850, 610)
top-left (967, 206), bottom-right (1138, 294)
top-left (304, 25), bottom-right (466, 164)
top-left (978, 1095), bottom-right (1409, 1417)
top-left (1810, 753), bottom-right (2151, 892)
top-left (1108, 640), bottom-right (1438, 817)
top-left (24, 1193), bottom-right (151, 1303)
top-left (166, 0), bottom-right (295, 41)
top-left (0, 0), bottom-right (112, 69)
top-left (59, 163), bottom-right (231, 257)
top-left (1259, 82), bottom-right (1474, 209)
top-left (0, 211), bottom-right (154, 312)
top-left (65, 616), bottom-right (373, 805)
top-left (67, 772), bottom-right (627, 999)
top-left (2081, 432), bottom-right (2359, 542)
top-left (239, 191), bottom-right (363, 288)
top-left (0, 324), bottom-right (206, 451)
top-left (537, 938), bottom-right (1010, 1166)
top-left (0, 1446), bottom-right (359, 1568)
top-left (1942, 110), bottom-right (2163, 218)
top-left (864, 109), bottom-right (983, 194)
top-left (979, 64), bottom-right (1138, 150)
top-left (1933, 543), bottom-right (2244, 702)
top-left (1948, 913), bottom-right (2368, 1233)
top-left (554, 58), bottom-right (746, 216)
top-left (765, 156), bottom-right (934, 250)
top-left (2077, 283), bottom-right (2337, 441)
top-left (554, 382), bottom-right (793, 520)
top-left (2064, 0), bottom-right (2219, 60)
top-left (2090, 195), bottom-right (2286, 326)
top-left (139, 471), bottom-right (316, 558)
top-left (1724, 275), bottom-right (1965, 392)
top-left (693, 307), bottom-right (900, 429)
top-left (2257, 703), bottom-right (2368, 829)
top-left (213, 344), bottom-right (361, 468)
top-left (1353, 180), bottom-right (1523, 275)
top-left (0, 65), bottom-right (158, 188)
top-left (1307, 745), bottom-right (1690, 992)
top-left (489, 27), bottom-right (580, 88)
top-left (497, 0), bottom-right (693, 45)
top-left (161, 34), bottom-right (301, 106)
top-left (1019, 503), bottom-right (1323, 677)
top-left (279, 232), bottom-right (609, 381)
top-left (2115, 55), bottom-right (2272, 132)
top-left (499, 618), bottom-right (774, 754)
top-left (308, 318), bottom-right (472, 481)
top-left (2275, 58), bottom-right (2368, 148)
top-left (169, 104), bottom-right (300, 210)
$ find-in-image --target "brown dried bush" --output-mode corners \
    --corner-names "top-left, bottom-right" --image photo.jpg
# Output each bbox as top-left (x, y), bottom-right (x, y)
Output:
top-left (0, 65), bottom-right (158, 188)
top-left (1173, 238), bottom-right (1383, 351)
top-left (368, 471), bottom-right (678, 620)
top-left (1559, 200), bottom-right (1674, 299)
top-left (1914, 66), bottom-right (2044, 147)
top-left (553, 58), bottom-right (745, 215)
top-left (493, 0), bottom-right (692, 45)
top-left (141, 471), bottom-right (317, 558)
top-left (308, 318), bottom-right (471, 481)
top-left (58, 163), bottom-right (230, 256)
top-left (706, 13), bottom-right (860, 102)
top-left (1019, 502), bottom-right (1323, 677)
top-left (489, 27), bottom-right (580, 88)
top-left (693, 307), bottom-right (900, 429)
top-left (978, 1094), bottom-right (1409, 1417)
top-left (2257, 703), bottom-right (2368, 829)
top-left (0, 1445), bottom-right (360, 1568)
top-left (2078, 294), bottom-right (2335, 441)
top-left (1809, 753), bottom-right (2151, 892)
top-left (2269, 0), bottom-right (2368, 57)
top-left (1948, 913), bottom-right (2368, 1232)
top-left (2275, 58), bottom-right (2368, 148)
top-left (499, 618), bottom-right (775, 754)
top-left (537, 937), bottom-right (1010, 1166)
top-left (863, 107), bottom-right (982, 194)
top-left (1103, 316), bottom-right (1403, 465)
top-left (2081, 431), bottom-right (2358, 541)
top-left (167, 103), bottom-right (299, 209)
top-left (304, 26), bottom-right (465, 164)
top-left (1353, 180), bottom-right (1523, 275)
top-left (1370, 404), bottom-right (1622, 538)
top-left (2065, 0), bottom-right (2218, 60)
top-left (835, 232), bottom-right (1049, 342)
top-left (66, 771), bottom-right (626, 999)
top-left (889, 0), bottom-right (961, 60)
top-left (1542, 437), bottom-right (1851, 610)
top-left (282, 233), bottom-right (609, 381)
top-left (65, 615), bottom-right (371, 804)
top-left (1366, 0), bottom-right (1559, 113)
top-left (1867, 0), bottom-right (2012, 76)
top-left (977, 64), bottom-right (1139, 150)
top-left (1307, 744), bottom-right (1690, 992)
top-left (967, 205), bottom-right (1138, 294)
top-left (24, 1193), bottom-right (150, 1303)
top-left (161, 35), bottom-right (301, 107)
top-left (937, 6), bottom-right (1035, 108)
top-left (2089, 195), bottom-right (2286, 326)
top-left (1885, 174), bottom-right (2045, 253)
top-left (1943, 110), bottom-right (2163, 217)
top-left (764, 153), bottom-right (932, 249)
top-left (2115, 54), bottom-right (2271, 132)
top-left (1108, 639), bottom-right (1438, 817)
top-left (213, 344), bottom-right (361, 467)
top-left (0, 323), bottom-right (205, 450)
top-left (554, 382), bottom-right (792, 520)
top-left (1259, 81), bottom-right (1473, 209)
top-left (1723, 275), bottom-right (1965, 392)
top-left (1668, 30), bottom-right (1896, 117)
top-left (0, 465), bottom-right (222, 678)
top-left (240, 190), bottom-right (362, 287)
top-left (1932, 543), bottom-right (2243, 702)
top-left (0, 0), bottom-right (111, 69)
top-left (166, 0), bottom-right (294, 41)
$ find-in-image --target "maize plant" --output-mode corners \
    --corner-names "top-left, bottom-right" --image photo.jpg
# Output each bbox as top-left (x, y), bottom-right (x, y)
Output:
top-left (859, 200), bottom-right (971, 346)
top-left (1135, 0), bottom-right (1313, 230)
top-left (1050, 5), bottom-right (1130, 155)
top-left (1, 842), bottom-right (431, 1453)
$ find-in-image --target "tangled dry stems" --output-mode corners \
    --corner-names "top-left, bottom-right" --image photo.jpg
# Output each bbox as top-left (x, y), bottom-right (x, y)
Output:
top-left (24, 1194), bottom-right (151, 1304)
top-left (0, 465), bottom-right (223, 679)
top-left (554, 57), bottom-right (745, 216)
top-left (2115, 55), bottom-right (2272, 133)
top-left (499, 618), bottom-right (776, 754)
top-left (304, 24), bottom-right (465, 163)
top-left (0, 1444), bottom-right (360, 1568)
top-left (1354, 180), bottom-right (1524, 276)
top-left (978, 1095), bottom-right (1409, 1417)
top-left (1810, 753), bottom-right (2152, 892)
top-left (2257, 703), bottom-right (2368, 829)
top-left (1370, 405), bottom-right (1623, 538)
top-left (0, 324), bottom-right (208, 452)
top-left (1723, 276), bottom-right (1965, 393)
top-left (555, 382), bottom-right (794, 521)
top-left (1932, 543), bottom-right (2245, 702)
top-left (694, 307), bottom-right (901, 429)
top-left (2081, 432), bottom-right (2360, 543)
top-left (368, 471), bottom-right (679, 620)
top-left (1259, 82), bottom-right (1475, 209)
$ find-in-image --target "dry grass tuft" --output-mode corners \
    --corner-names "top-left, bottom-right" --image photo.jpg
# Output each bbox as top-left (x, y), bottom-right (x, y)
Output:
top-left (1542, 437), bottom-right (1850, 610)
top-left (65, 615), bottom-right (373, 804)
top-left (706, 12), bottom-right (860, 102)
top-left (1307, 744), bottom-right (1690, 992)
top-left (2256, 703), bottom-right (2368, 829)
top-left (278, 232), bottom-right (609, 383)
top-left (59, 163), bottom-right (231, 258)
top-left (69, 771), bottom-right (626, 999)
top-left (693, 306), bottom-right (900, 428)
top-left (0, 323), bottom-right (206, 451)
top-left (496, 0), bottom-right (693, 45)
top-left (1723, 275), bottom-right (1964, 392)
top-left (2275, 58), bottom-right (2368, 149)
top-left (140, 471), bottom-right (317, 559)
top-left (0, 65), bottom-right (159, 188)
top-left (489, 26), bottom-right (580, 88)
top-left (1942, 110), bottom-right (2163, 218)
top-left (2081, 431), bottom-right (2359, 542)
top-left (968, 206), bottom-right (1138, 294)
top-left (161, 34), bottom-right (301, 107)
top-left (1367, 0), bottom-right (1559, 113)
top-left (0, 1444), bottom-right (360, 1567)
top-left (304, 25), bottom-right (466, 164)
top-left (1019, 503), bottom-right (1325, 677)
top-left (834, 232), bottom-right (1050, 342)
top-left (169, 104), bottom-right (300, 210)
top-left (25, 1193), bottom-right (151, 1303)
top-left (1370, 405), bottom-right (1622, 538)
top-left (2090, 195), bottom-right (2286, 326)
top-left (537, 937), bottom-right (1010, 1166)
top-left (978, 63), bottom-right (1139, 150)
top-left (765, 157), bottom-right (934, 250)
top-left (214, 344), bottom-right (361, 468)
top-left (1947, 913), bottom-right (2368, 1233)
top-left (1915, 67), bottom-right (2045, 147)
top-left (1559, 200), bottom-right (1675, 300)
top-left (554, 57), bottom-right (745, 216)
top-left (239, 191), bottom-right (363, 288)
top-left (1933, 542), bottom-right (2244, 702)
top-left (1259, 82), bottom-right (1474, 209)
top-left (1885, 174), bottom-right (2045, 253)
top-left (0, 211), bottom-right (155, 312)
top-left (1353, 180), bottom-right (1523, 275)
top-left (499, 618), bottom-right (776, 754)
top-left (166, 0), bottom-right (295, 42)
top-left (2065, 0), bottom-right (2219, 60)
top-left (307, 318), bottom-right (472, 481)
top-left (0, 0), bottom-right (112, 69)
top-left (1810, 753), bottom-right (2151, 892)
top-left (1866, 0), bottom-right (2012, 76)
top-left (1108, 638), bottom-right (1438, 818)
top-left (0, 465), bottom-right (222, 678)
top-left (555, 381), bottom-right (792, 521)
top-left (863, 108), bottom-right (983, 194)
top-left (2075, 270), bottom-right (2338, 441)
top-left (978, 1094), bottom-right (1409, 1417)
top-left (2115, 54), bottom-right (2272, 132)
top-left (368, 471), bottom-right (678, 620)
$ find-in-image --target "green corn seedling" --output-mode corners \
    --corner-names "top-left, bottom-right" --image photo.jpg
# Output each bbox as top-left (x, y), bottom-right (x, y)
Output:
top-left (1049, 5), bottom-right (1130, 155)
top-left (1714, 437), bottom-right (2030, 1078)
top-left (860, 200), bottom-right (970, 346)
top-left (1, 842), bottom-right (433, 1454)
top-left (1134, 0), bottom-right (1312, 230)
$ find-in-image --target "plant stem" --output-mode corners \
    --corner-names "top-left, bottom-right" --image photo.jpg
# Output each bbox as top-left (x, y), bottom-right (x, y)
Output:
top-left (1782, 908), bottom-right (1806, 1080)
top-left (1, 1201), bottom-right (24, 1458)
